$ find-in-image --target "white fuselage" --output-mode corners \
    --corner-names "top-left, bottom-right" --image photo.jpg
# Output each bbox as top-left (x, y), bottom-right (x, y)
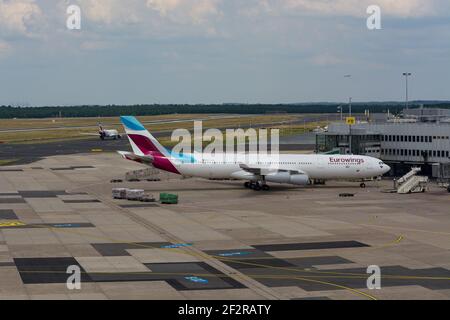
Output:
top-left (100, 129), bottom-right (120, 139)
top-left (104, 129), bottom-right (119, 137)
top-left (118, 115), bottom-right (391, 187)
top-left (169, 153), bottom-right (390, 181)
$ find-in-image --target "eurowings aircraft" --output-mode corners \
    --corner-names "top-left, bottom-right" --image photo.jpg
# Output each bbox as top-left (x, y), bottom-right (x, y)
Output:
top-left (118, 116), bottom-right (390, 190)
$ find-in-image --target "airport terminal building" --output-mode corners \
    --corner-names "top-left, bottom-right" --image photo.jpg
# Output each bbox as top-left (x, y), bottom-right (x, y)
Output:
top-left (316, 108), bottom-right (450, 178)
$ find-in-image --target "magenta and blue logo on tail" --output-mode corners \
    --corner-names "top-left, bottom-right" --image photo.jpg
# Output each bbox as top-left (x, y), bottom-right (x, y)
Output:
top-left (120, 116), bottom-right (147, 132)
top-left (119, 115), bottom-right (196, 164)
top-left (120, 116), bottom-right (165, 156)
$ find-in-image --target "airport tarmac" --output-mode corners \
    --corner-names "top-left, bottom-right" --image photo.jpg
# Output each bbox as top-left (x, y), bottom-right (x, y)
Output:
top-left (1, 152), bottom-right (450, 300)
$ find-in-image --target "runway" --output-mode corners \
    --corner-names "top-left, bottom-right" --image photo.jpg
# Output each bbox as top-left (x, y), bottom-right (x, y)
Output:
top-left (0, 115), bottom-right (328, 165)
top-left (0, 114), bottom-right (251, 133)
top-left (0, 137), bottom-right (316, 165)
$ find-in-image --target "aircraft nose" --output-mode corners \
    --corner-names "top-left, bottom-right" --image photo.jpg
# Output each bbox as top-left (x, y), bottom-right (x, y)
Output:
top-left (383, 164), bottom-right (391, 174)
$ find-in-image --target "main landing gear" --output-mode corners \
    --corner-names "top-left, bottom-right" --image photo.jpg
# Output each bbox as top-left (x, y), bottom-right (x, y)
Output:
top-left (244, 181), bottom-right (270, 191)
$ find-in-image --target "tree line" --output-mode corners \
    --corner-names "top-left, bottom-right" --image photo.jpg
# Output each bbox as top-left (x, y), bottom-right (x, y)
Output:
top-left (0, 103), bottom-right (449, 119)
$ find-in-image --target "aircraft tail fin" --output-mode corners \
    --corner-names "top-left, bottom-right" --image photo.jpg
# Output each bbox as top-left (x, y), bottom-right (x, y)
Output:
top-left (119, 116), bottom-right (168, 157)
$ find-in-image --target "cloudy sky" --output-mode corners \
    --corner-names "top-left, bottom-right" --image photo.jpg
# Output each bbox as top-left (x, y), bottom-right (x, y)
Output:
top-left (0, 0), bottom-right (449, 106)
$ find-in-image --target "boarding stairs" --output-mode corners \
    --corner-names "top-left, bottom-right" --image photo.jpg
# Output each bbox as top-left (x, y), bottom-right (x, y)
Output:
top-left (396, 167), bottom-right (428, 194)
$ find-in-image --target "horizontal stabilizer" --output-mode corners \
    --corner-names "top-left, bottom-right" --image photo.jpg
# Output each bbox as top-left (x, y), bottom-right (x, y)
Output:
top-left (117, 151), bottom-right (154, 164)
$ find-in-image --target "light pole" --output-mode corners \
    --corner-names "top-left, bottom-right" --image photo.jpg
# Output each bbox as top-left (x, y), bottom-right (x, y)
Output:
top-left (344, 74), bottom-right (352, 115)
top-left (344, 74), bottom-right (353, 154)
top-left (337, 105), bottom-right (343, 121)
top-left (403, 72), bottom-right (412, 109)
top-left (348, 97), bottom-right (353, 154)
top-left (348, 97), bottom-right (352, 117)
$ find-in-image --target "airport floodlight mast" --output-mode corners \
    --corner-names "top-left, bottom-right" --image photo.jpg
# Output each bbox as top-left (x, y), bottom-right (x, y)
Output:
top-left (344, 75), bottom-right (352, 116)
top-left (337, 105), bottom-right (343, 121)
top-left (348, 96), bottom-right (353, 154)
top-left (403, 72), bottom-right (412, 109)
top-left (344, 74), bottom-right (353, 154)
top-left (348, 97), bottom-right (352, 117)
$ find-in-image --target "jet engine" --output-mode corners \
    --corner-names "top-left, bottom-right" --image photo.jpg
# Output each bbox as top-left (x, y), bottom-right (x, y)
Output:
top-left (230, 171), bottom-right (258, 181)
top-left (265, 172), bottom-right (309, 185)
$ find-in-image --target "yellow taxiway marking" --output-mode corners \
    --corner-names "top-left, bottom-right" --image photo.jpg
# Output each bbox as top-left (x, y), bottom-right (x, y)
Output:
top-left (91, 149), bottom-right (103, 152)
top-left (374, 235), bottom-right (404, 249)
top-left (0, 221), bottom-right (26, 227)
top-left (360, 224), bottom-right (450, 236)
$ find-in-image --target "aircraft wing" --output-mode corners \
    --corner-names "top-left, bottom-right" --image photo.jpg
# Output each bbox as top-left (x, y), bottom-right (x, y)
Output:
top-left (239, 164), bottom-right (307, 176)
top-left (117, 151), bottom-right (154, 164)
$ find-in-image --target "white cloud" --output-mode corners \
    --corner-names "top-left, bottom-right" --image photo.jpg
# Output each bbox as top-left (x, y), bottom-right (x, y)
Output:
top-left (146, 0), bottom-right (221, 24)
top-left (146, 0), bottom-right (181, 16)
top-left (0, 0), bottom-right (43, 35)
top-left (78, 0), bottom-right (141, 25)
top-left (279, 0), bottom-right (446, 18)
top-left (75, 0), bottom-right (221, 27)
top-left (238, 0), bottom-right (272, 18)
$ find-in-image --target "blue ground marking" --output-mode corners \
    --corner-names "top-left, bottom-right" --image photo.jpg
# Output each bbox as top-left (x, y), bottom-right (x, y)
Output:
top-left (184, 276), bottom-right (209, 284)
top-left (161, 243), bottom-right (193, 249)
top-left (218, 251), bottom-right (251, 257)
top-left (49, 223), bottom-right (82, 228)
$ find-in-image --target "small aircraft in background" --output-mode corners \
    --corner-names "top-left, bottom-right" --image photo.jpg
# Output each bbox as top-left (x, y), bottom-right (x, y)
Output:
top-left (312, 126), bottom-right (328, 133)
top-left (81, 124), bottom-right (122, 140)
top-left (98, 124), bottom-right (121, 140)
